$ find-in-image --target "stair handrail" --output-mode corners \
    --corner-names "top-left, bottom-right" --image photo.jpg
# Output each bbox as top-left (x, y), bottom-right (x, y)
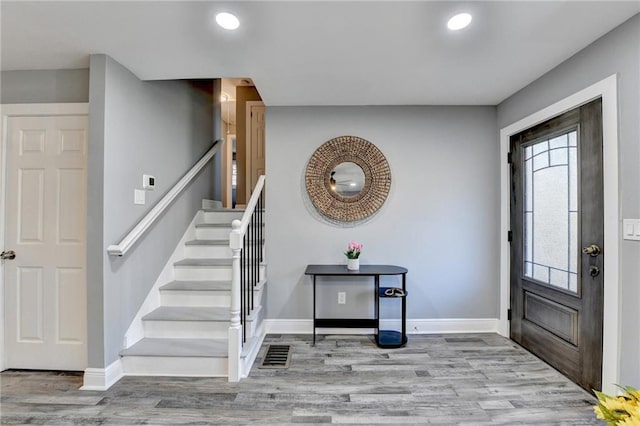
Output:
top-left (228, 174), bottom-right (265, 382)
top-left (107, 140), bottom-right (222, 257)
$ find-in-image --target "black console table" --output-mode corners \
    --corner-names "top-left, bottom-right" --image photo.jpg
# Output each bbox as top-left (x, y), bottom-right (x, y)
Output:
top-left (304, 264), bottom-right (408, 348)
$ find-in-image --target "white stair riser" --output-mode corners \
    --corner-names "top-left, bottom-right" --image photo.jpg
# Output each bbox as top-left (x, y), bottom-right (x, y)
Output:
top-left (174, 265), bottom-right (265, 281)
top-left (160, 290), bottom-right (230, 307)
top-left (185, 245), bottom-right (232, 259)
top-left (195, 227), bottom-right (265, 240)
top-left (174, 267), bottom-right (232, 281)
top-left (122, 355), bottom-right (228, 377)
top-left (143, 320), bottom-right (229, 339)
top-left (203, 211), bottom-right (244, 224)
top-left (196, 227), bottom-right (232, 240)
top-left (183, 246), bottom-right (263, 261)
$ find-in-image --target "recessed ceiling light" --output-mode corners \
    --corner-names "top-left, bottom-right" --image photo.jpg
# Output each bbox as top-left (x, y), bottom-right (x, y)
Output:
top-left (216, 12), bottom-right (240, 30)
top-left (447, 13), bottom-right (472, 31)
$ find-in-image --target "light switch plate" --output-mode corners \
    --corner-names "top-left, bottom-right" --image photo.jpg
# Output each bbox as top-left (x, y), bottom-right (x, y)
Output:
top-left (134, 189), bottom-right (145, 205)
top-left (622, 219), bottom-right (640, 241)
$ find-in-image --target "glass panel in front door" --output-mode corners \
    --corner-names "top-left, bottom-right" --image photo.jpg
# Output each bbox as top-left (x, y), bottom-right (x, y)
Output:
top-left (523, 130), bottom-right (578, 293)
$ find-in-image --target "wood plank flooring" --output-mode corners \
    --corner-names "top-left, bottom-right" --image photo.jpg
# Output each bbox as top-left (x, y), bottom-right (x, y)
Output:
top-left (0, 333), bottom-right (599, 425)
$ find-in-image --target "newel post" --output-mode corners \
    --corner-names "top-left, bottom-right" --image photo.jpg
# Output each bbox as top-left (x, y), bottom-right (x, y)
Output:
top-left (228, 219), bottom-right (243, 382)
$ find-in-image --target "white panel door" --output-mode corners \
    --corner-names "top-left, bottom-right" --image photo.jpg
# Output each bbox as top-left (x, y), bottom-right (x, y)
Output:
top-left (4, 115), bottom-right (87, 370)
top-left (247, 103), bottom-right (265, 195)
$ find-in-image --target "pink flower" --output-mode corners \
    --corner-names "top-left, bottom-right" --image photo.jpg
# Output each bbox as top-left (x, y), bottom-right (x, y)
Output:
top-left (345, 241), bottom-right (363, 259)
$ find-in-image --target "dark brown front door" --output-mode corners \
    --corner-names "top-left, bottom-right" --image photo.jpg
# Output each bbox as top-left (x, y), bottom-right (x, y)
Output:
top-left (510, 98), bottom-right (604, 392)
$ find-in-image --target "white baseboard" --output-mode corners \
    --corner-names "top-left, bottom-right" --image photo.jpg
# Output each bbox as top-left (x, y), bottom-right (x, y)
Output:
top-left (80, 359), bottom-right (124, 391)
top-left (264, 318), bottom-right (499, 335)
top-left (406, 318), bottom-right (499, 334)
top-left (264, 319), bottom-right (310, 334)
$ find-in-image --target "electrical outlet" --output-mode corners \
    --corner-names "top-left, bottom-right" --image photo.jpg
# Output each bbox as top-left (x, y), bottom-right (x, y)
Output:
top-left (338, 292), bottom-right (346, 304)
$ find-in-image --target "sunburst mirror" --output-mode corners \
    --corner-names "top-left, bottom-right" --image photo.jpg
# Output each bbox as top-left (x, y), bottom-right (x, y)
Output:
top-left (305, 135), bottom-right (391, 223)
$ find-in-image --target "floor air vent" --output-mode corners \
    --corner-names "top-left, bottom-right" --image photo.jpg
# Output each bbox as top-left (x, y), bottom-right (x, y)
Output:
top-left (259, 345), bottom-right (292, 369)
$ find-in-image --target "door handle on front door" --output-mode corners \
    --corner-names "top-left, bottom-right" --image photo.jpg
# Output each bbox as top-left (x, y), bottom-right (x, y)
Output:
top-left (582, 244), bottom-right (601, 257)
top-left (0, 250), bottom-right (16, 260)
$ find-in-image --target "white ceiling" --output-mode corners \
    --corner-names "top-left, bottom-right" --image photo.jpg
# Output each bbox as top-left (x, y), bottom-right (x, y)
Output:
top-left (2, 1), bottom-right (638, 106)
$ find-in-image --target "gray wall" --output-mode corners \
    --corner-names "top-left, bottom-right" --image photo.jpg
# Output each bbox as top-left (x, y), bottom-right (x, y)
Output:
top-left (266, 106), bottom-right (499, 321)
top-left (88, 55), bottom-right (214, 367)
top-left (0, 69), bottom-right (89, 103)
top-left (497, 14), bottom-right (640, 387)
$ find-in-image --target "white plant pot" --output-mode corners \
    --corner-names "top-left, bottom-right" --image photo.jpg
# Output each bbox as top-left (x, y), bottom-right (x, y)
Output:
top-left (347, 258), bottom-right (360, 271)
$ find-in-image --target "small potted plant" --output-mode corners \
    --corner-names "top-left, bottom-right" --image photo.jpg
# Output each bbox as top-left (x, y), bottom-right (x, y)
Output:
top-left (594, 385), bottom-right (640, 425)
top-left (345, 241), bottom-right (363, 271)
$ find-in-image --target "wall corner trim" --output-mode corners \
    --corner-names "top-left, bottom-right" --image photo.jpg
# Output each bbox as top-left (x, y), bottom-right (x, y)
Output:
top-left (264, 318), bottom-right (499, 335)
top-left (80, 359), bottom-right (124, 391)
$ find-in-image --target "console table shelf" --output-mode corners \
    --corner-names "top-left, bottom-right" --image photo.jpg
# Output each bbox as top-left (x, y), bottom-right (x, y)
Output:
top-left (304, 264), bottom-right (408, 348)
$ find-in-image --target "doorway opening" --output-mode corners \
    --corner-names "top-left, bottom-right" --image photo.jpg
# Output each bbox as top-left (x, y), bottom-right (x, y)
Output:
top-left (220, 78), bottom-right (264, 209)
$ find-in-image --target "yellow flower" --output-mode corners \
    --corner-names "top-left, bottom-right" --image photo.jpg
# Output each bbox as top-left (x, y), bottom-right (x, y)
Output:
top-left (618, 416), bottom-right (640, 426)
top-left (602, 396), bottom-right (631, 413)
top-left (626, 388), bottom-right (640, 401)
top-left (594, 386), bottom-right (640, 425)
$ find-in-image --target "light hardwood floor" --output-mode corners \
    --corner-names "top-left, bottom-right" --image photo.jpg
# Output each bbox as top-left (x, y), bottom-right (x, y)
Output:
top-left (0, 333), bottom-right (599, 425)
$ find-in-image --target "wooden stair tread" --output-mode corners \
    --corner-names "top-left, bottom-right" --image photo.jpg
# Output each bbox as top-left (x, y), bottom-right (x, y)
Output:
top-left (174, 258), bottom-right (233, 267)
top-left (196, 223), bottom-right (264, 228)
top-left (160, 280), bottom-right (231, 291)
top-left (142, 306), bottom-right (229, 321)
top-left (185, 239), bottom-right (229, 246)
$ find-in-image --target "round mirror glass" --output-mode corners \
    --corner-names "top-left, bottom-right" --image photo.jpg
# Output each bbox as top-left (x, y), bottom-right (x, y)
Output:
top-left (330, 162), bottom-right (365, 198)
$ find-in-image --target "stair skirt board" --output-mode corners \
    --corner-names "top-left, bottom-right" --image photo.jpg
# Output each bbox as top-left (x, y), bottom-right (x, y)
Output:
top-left (244, 305), bottom-right (263, 340)
top-left (241, 327), bottom-right (267, 378)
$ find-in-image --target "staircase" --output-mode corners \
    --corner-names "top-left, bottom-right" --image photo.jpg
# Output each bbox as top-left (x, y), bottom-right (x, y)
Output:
top-left (119, 208), bottom-right (266, 377)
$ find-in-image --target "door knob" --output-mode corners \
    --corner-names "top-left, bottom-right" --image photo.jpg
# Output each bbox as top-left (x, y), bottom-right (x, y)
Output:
top-left (582, 244), bottom-right (601, 257)
top-left (0, 250), bottom-right (16, 260)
